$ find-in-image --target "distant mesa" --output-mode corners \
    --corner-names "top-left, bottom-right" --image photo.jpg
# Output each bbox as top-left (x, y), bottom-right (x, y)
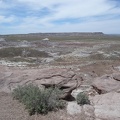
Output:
top-left (28, 32), bottom-right (104, 37)
top-left (0, 32), bottom-right (104, 37)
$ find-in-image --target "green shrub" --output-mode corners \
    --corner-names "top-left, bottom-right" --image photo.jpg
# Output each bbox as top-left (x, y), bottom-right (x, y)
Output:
top-left (0, 47), bottom-right (50, 58)
top-left (76, 92), bottom-right (90, 105)
top-left (12, 84), bottom-right (65, 115)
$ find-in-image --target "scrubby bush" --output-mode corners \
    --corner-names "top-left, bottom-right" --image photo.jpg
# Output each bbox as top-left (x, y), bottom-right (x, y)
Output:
top-left (76, 92), bottom-right (90, 105)
top-left (0, 47), bottom-right (50, 58)
top-left (12, 84), bottom-right (65, 115)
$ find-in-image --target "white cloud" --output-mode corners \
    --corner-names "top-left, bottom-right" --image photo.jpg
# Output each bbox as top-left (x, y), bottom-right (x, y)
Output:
top-left (16, 0), bottom-right (119, 16)
top-left (15, 0), bottom-right (120, 25)
top-left (1, 17), bottom-right (120, 34)
top-left (0, 0), bottom-right (9, 9)
top-left (0, 15), bottom-right (15, 23)
top-left (0, 0), bottom-right (15, 9)
top-left (0, 0), bottom-right (120, 34)
top-left (51, 19), bottom-right (120, 34)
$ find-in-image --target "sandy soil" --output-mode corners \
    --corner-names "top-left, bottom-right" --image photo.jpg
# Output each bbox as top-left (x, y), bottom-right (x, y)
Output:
top-left (0, 92), bottom-right (87, 120)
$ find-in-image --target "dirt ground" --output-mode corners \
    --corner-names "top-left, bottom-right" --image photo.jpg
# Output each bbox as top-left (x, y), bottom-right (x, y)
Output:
top-left (0, 92), bottom-right (87, 120)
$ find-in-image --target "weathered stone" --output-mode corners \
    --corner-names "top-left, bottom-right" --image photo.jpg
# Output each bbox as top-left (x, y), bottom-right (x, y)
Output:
top-left (71, 85), bottom-right (97, 99)
top-left (113, 73), bottom-right (120, 81)
top-left (67, 103), bottom-right (95, 120)
top-left (71, 85), bottom-right (91, 98)
top-left (91, 92), bottom-right (120, 120)
top-left (67, 102), bottom-right (82, 115)
top-left (71, 89), bottom-right (84, 99)
top-left (92, 75), bottom-right (120, 94)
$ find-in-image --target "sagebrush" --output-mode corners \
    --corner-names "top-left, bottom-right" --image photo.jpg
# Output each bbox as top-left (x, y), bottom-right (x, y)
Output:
top-left (76, 92), bottom-right (90, 105)
top-left (12, 84), bottom-right (65, 115)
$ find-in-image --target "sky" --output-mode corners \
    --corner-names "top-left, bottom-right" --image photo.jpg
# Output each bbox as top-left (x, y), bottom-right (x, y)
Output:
top-left (0, 0), bottom-right (120, 34)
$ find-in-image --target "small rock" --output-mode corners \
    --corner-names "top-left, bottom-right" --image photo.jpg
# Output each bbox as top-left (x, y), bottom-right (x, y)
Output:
top-left (71, 85), bottom-right (94, 99)
top-left (71, 89), bottom-right (83, 99)
top-left (67, 102), bottom-right (82, 115)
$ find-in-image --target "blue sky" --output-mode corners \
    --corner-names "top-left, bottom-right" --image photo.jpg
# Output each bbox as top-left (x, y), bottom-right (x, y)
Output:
top-left (0, 0), bottom-right (120, 34)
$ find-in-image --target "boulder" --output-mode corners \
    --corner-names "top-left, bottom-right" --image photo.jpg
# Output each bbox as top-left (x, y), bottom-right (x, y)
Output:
top-left (67, 102), bottom-right (95, 120)
top-left (91, 92), bottom-right (120, 120)
top-left (92, 75), bottom-right (120, 94)
top-left (71, 85), bottom-right (95, 99)
top-left (67, 102), bottom-right (82, 115)
top-left (113, 73), bottom-right (120, 81)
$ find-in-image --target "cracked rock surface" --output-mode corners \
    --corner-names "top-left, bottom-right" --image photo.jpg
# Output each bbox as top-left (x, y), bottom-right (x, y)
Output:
top-left (0, 66), bottom-right (81, 94)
